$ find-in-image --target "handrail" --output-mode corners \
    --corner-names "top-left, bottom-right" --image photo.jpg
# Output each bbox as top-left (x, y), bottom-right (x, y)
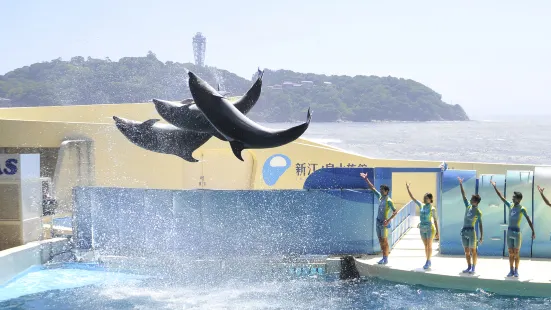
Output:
top-left (389, 200), bottom-right (417, 248)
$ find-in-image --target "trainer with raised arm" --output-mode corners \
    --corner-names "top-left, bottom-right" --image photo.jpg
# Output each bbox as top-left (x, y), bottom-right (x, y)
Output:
top-left (360, 172), bottom-right (398, 265)
top-left (537, 185), bottom-right (551, 207)
top-left (406, 182), bottom-right (439, 270)
top-left (490, 180), bottom-right (535, 277)
top-left (458, 177), bottom-right (483, 274)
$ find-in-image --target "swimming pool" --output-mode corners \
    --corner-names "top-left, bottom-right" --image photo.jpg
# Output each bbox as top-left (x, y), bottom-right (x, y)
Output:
top-left (1, 262), bottom-right (550, 310)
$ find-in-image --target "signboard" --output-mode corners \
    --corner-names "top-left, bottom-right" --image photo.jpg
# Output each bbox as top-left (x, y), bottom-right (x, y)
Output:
top-left (0, 154), bottom-right (20, 179)
top-left (0, 154), bottom-right (39, 180)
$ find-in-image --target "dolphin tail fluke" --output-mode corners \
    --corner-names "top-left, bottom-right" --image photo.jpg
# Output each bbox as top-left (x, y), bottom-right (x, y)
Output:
top-left (176, 132), bottom-right (212, 163)
top-left (266, 108), bottom-right (313, 146)
top-left (306, 107), bottom-right (312, 124)
top-left (233, 70), bottom-right (264, 114)
top-left (229, 141), bottom-right (245, 161)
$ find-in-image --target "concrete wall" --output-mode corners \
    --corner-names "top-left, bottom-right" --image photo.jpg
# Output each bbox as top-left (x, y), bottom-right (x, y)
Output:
top-left (0, 238), bottom-right (69, 285)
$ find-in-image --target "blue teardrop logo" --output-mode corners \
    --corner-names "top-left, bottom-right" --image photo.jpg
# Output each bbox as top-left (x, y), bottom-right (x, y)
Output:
top-left (262, 154), bottom-right (291, 186)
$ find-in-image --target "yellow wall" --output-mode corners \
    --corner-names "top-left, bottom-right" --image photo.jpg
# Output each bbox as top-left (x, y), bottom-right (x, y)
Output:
top-left (0, 119), bottom-right (189, 189)
top-left (0, 104), bottom-right (547, 193)
top-left (391, 173), bottom-right (438, 211)
top-left (0, 102), bottom-right (158, 123)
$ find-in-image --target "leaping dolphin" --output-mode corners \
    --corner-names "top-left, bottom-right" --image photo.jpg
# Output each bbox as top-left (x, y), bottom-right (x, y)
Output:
top-left (187, 71), bottom-right (312, 161)
top-left (179, 83), bottom-right (228, 104)
top-left (152, 70), bottom-right (264, 138)
top-left (112, 116), bottom-right (211, 162)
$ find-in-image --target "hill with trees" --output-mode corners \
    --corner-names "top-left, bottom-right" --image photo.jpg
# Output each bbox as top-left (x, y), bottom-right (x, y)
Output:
top-left (0, 52), bottom-right (469, 122)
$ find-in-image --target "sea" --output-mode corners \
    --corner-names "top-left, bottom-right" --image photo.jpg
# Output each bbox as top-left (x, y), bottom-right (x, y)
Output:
top-left (300, 119), bottom-right (551, 165)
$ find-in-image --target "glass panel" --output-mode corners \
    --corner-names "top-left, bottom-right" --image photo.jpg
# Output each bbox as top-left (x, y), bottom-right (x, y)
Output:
top-left (531, 167), bottom-right (551, 258)
top-left (477, 174), bottom-right (506, 256)
top-left (439, 170), bottom-right (476, 255)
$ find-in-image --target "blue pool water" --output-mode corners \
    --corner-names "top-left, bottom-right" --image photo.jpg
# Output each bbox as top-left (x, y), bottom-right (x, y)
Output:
top-left (1, 263), bottom-right (550, 310)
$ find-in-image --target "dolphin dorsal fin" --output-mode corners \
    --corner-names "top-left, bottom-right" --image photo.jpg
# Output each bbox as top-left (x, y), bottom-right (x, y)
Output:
top-left (142, 119), bottom-right (160, 127)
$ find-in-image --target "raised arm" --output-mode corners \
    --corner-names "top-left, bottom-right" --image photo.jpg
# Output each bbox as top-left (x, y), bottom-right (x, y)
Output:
top-left (458, 177), bottom-right (467, 202)
top-left (405, 182), bottom-right (419, 206)
top-left (537, 186), bottom-right (551, 207)
top-left (360, 172), bottom-right (376, 191)
top-left (490, 180), bottom-right (507, 204)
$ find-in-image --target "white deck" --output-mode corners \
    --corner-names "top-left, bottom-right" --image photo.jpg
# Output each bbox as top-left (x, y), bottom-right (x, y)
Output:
top-left (355, 227), bottom-right (551, 298)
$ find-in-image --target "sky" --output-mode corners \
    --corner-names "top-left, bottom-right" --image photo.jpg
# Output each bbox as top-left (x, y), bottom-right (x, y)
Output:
top-left (1, 0), bottom-right (550, 118)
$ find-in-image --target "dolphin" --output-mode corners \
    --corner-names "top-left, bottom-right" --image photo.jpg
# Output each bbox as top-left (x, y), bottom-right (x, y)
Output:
top-left (179, 84), bottom-right (227, 104)
top-left (152, 70), bottom-right (264, 138)
top-left (112, 116), bottom-right (211, 162)
top-left (187, 71), bottom-right (312, 161)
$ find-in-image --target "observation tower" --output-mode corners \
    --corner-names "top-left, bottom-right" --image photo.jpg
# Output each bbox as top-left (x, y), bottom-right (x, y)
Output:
top-left (192, 32), bottom-right (206, 67)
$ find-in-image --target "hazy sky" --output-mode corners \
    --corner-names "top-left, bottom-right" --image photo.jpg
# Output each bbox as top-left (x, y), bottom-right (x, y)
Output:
top-left (1, 0), bottom-right (550, 118)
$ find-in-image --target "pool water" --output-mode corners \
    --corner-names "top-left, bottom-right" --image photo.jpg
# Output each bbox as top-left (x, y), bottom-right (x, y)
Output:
top-left (0, 264), bottom-right (551, 310)
top-left (1, 263), bottom-right (550, 310)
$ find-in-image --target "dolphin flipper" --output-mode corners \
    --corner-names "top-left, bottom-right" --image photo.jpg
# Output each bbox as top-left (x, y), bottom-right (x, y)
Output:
top-left (229, 141), bottom-right (245, 161)
top-left (179, 154), bottom-right (199, 162)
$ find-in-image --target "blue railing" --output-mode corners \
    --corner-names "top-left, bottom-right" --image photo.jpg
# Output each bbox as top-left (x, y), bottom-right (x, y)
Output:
top-left (389, 200), bottom-right (417, 248)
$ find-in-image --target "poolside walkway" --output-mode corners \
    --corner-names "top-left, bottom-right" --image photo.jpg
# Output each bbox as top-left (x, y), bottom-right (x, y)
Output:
top-left (355, 226), bottom-right (551, 298)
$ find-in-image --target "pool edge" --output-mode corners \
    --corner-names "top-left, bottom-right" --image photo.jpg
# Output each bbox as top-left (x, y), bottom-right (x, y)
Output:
top-left (0, 238), bottom-right (69, 286)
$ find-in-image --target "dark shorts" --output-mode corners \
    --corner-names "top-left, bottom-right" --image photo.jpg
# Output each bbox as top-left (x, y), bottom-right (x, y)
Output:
top-left (460, 227), bottom-right (477, 248)
top-left (376, 219), bottom-right (390, 239)
top-left (420, 224), bottom-right (435, 240)
top-left (507, 228), bottom-right (522, 250)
